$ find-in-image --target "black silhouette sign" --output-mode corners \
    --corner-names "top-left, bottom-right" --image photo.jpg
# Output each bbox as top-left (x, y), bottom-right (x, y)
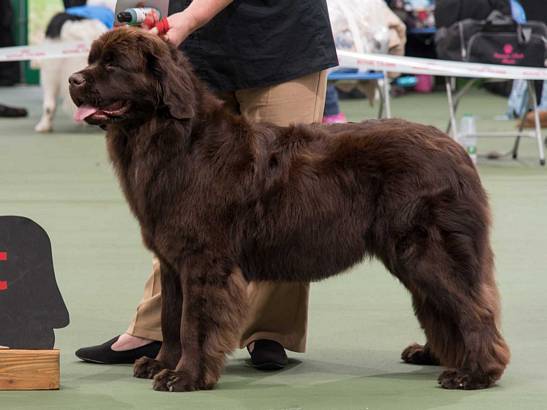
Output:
top-left (0, 216), bottom-right (69, 349)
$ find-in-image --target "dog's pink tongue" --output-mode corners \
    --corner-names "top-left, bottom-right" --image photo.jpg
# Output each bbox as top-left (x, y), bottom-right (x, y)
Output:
top-left (74, 105), bottom-right (98, 122)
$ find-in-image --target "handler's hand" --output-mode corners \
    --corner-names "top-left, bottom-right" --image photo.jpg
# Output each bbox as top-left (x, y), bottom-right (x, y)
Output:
top-left (148, 11), bottom-right (198, 46)
top-left (148, 0), bottom-right (233, 46)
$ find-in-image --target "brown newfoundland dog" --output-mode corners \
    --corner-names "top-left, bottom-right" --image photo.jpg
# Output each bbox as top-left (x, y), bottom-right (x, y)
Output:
top-left (69, 28), bottom-right (510, 392)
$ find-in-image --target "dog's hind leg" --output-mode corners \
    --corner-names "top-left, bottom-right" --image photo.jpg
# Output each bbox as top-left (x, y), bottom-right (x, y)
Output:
top-left (399, 229), bottom-right (510, 390)
top-left (134, 259), bottom-right (182, 379)
top-left (153, 257), bottom-right (248, 392)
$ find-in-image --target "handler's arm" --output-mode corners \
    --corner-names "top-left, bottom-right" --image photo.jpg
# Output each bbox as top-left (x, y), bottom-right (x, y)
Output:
top-left (157, 0), bottom-right (234, 46)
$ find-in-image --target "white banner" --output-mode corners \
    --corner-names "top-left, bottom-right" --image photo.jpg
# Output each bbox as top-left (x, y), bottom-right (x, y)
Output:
top-left (2, 42), bottom-right (547, 80)
top-left (337, 49), bottom-right (547, 80)
top-left (0, 42), bottom-right (91, 62)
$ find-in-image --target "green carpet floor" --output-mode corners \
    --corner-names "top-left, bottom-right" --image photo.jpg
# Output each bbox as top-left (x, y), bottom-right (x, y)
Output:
top-left (0, 86), bottom-right (546, 409)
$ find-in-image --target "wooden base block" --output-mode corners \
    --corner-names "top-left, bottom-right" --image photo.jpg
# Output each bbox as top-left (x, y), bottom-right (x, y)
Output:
top-left (0, 349), bottom-right (60, 390)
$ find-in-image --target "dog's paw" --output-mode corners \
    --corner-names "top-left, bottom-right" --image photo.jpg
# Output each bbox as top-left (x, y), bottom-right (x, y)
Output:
top-left (401, 343), bottom-right (440, 365)
top-left (153, 369), bottom-right (212, 392)
top-left (133, 356), bottom-right (167, 379)
top-left (35, 120), bottom-right (53, 133)
top-left (438, 368), bottom-right (493, 390)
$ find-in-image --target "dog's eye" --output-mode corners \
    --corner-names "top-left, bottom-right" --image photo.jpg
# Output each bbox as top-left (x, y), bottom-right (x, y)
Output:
top-left (105, 63), bottom-right (118, 72)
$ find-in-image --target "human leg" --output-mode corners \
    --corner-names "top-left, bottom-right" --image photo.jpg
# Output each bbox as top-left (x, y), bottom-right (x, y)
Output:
top-left (234, 70), bottom-right (327, 356)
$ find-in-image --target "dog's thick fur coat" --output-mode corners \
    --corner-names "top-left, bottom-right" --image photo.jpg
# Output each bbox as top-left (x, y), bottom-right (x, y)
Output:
top-left (70, 29), bottom-right (510, 392)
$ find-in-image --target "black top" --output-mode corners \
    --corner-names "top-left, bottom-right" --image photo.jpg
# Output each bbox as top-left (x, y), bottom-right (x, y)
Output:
top-left (168, 0), bottom-right (338, 91)
top-left (519, 0), bottom-right (547, 24)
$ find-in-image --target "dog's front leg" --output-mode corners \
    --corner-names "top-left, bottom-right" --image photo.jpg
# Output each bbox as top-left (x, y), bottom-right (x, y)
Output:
top-left (153, 256), bottom-right (248, 392)
top-left (134, 258), bottom-right (182, 379)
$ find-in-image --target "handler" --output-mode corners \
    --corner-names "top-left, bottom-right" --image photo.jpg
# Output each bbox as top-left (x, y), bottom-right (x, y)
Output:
top-left (76, 0), bottom-right (338, 369)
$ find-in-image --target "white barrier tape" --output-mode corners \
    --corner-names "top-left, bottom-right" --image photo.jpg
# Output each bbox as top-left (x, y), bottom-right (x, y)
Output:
top-left (0, 42), bottom-right (91, 62)
top-left (2, 42), bottom-right (547, 80)
top-left (337, 50), bottom-right (547, 80)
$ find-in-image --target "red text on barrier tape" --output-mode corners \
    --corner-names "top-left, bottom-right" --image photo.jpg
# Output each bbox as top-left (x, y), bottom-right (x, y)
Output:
top-left (0, 251), bottom-right (7, 291)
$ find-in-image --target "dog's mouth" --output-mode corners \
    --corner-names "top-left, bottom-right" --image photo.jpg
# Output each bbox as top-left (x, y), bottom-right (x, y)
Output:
top-left (74, 101), bottom-right (129, 124)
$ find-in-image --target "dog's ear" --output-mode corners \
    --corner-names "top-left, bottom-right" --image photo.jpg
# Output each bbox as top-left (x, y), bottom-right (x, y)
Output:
top-left (147, 40), bottom-right (196, 120)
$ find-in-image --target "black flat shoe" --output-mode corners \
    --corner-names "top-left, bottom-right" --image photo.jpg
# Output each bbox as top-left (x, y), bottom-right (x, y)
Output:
top-left (248, 339), bottom-right (288, 371)
top-left (0, 104), bottom-right (27, 118)
top-left (75, 336), bottom-right (162, 364)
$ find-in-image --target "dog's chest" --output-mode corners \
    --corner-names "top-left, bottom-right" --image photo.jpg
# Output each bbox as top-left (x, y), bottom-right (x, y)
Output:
top-left (107, 136), bottom-right (157, 226)
top-left (124, 158), bottom-right (159, 224)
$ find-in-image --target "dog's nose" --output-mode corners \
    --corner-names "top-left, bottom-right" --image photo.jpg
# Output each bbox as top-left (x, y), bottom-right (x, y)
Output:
top-left (69, 73), bottom-right (86, 87)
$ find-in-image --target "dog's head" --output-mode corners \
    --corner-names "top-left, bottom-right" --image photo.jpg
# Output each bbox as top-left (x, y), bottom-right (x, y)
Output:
top-left (69, 28), bottom-right (196, 127)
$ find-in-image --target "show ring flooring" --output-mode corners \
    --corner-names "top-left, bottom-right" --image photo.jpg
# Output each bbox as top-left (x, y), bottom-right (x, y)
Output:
top-left (1, 86), bottom-right (546, 409)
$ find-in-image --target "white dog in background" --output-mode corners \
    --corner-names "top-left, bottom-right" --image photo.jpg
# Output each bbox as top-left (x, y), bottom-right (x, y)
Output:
top-left (34, 19), bottom-right (107, 132)
top-left (34, 0), bottom-right (115, 133)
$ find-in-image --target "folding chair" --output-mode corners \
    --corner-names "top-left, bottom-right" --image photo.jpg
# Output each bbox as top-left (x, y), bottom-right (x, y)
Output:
top-left (327, 70), bottom-right (391, 119)
top-left (444, 77), bottom-right (546, 166)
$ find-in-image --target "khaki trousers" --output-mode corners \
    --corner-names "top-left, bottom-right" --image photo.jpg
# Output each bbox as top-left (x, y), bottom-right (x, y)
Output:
top-left (127, 70), bottom-right (328, 353)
